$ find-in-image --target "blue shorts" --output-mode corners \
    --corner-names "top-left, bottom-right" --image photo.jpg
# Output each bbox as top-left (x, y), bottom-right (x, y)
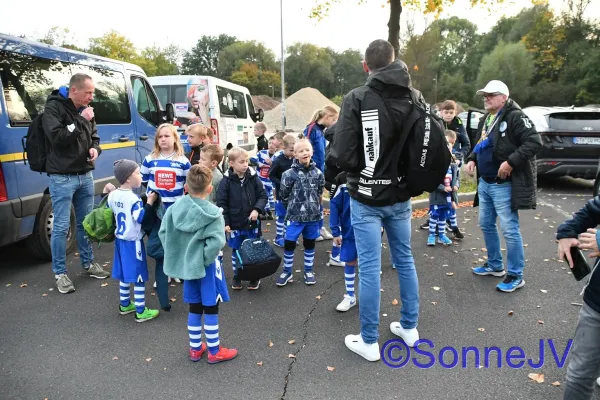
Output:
top-left (183, 258), bottom-right (230, 306)
top-left (275, 200), bottom-right (287, 218)
top-left (285, 221), bottom-right (320, 242)
top-left (227, 228), bottom-right (260, 249)
top-left (340, 238), bottom-right (358, 263)
top-left (112, 238), bottom-right (148, 283)
top-left (429, 205), bottom-right (451, 220)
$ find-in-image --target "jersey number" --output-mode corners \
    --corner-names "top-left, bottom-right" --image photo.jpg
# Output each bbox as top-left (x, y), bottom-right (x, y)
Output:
top-left (116, 212), bottom-right (126, 235)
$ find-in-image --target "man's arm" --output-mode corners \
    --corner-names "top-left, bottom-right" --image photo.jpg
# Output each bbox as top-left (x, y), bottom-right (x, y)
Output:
top-left (507, 112), bottom-right (542, 169)
top-left (90, 119), bottom-right (101, 156)
top-left (330, 91), bottom-right (364, 173)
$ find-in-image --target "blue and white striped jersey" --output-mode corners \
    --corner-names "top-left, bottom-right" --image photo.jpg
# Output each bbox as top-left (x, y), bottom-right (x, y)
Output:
top-left (250, 150), bottom-right (275, 186)
top-left (140, 153), bottom-right (191, 208)
top-left (107, 189), bottom-right (145, 241)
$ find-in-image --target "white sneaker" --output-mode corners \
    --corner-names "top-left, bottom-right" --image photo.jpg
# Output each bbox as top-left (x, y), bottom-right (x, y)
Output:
top-left (344, 334), bottom-right (380, 361)
top-left (327, 256), bottom-right (345, 267)
top-left (390, 322), bottom-right (419, 347)
top-left (596, 377), bottom-right (600, 387)
top-left (174, 278), bottom-right (182, 283)
top-left (320, 227), bottom-right (333, 240)
top-left (336, 295), bottom-right (356, 312)
top-left (315, 235), bottom-right (324, 242)
top-left (153, 281), bottom-right (157, 288)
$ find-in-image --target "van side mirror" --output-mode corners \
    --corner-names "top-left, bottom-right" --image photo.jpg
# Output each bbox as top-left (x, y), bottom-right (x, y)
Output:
top-left (251, 109), bottom-right (264, 123)
top-left (165, 103), bottom-right (175, 123)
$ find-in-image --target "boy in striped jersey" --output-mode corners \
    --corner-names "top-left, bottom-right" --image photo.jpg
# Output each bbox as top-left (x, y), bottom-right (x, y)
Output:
top-left (140, 123), bottom-right (191, 209)
top-left (108, 160), bottom-right (159, 322)
top-left (250, 136), bottom-right (277, 219)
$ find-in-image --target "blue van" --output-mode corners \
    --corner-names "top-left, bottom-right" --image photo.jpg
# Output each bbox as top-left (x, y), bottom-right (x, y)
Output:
top-left (0, 34), bottom-right (174, 259)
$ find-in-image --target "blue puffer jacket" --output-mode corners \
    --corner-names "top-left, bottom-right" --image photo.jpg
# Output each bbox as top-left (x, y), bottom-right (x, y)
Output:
top-left (280, 159), bottom-right (325, 222)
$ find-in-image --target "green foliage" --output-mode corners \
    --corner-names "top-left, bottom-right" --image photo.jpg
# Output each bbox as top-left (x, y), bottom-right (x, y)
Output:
top-left (181, 35), bottom-right (237, 76)
top-left (218, 41), bottom-right (278, 80)
top-left (330, 95), bottom-right (344, 106)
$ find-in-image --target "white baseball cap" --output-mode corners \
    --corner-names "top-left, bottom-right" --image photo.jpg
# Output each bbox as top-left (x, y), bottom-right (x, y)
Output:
top-left (476, 80), bottom-right (509, 97)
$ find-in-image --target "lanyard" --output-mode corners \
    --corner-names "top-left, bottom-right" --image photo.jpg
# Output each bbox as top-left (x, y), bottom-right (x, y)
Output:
top-left (478, 110), bottom-right (503, 144)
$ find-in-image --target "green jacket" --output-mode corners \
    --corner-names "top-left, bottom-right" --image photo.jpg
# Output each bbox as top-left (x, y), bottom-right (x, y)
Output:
top-left (158, 195), bottom-right (225, 280)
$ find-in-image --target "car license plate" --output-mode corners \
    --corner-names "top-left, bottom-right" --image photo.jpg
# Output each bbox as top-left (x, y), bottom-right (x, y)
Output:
top-left (573, 137), bottom-right (600, 145)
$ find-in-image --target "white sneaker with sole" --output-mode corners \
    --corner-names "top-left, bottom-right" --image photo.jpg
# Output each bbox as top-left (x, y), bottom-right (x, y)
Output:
top-left (320, 227), bottom-right (333, 240)
top-left (327, 256), bottom-right (345, 267)
top-left (345, 334), bottom-right (380, 361)
top-left (390, 322), bottom-right (419, 347)
top-left (336, 295), bottom-right (356, 312)
top-left (596, 377), bottom-right (600, 387)
top-left (315, 235), bottom-right (324, 242)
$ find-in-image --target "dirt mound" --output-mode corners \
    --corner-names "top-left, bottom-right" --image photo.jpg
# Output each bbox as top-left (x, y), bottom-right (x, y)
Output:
top-left (262, 88), bottom-right (340, 132)
top-left (252, 95), bottom-right (280, 111)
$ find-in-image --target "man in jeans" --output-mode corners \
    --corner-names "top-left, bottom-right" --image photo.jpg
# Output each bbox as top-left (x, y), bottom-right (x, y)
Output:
top-left (43, 73), bottom-right (109, 293)
top-left (331, 39), bottom-right (420, 361)
top-left (557, 196), bottom-right (600, 400)
top-left (465, 80), bottom-right (541, 292)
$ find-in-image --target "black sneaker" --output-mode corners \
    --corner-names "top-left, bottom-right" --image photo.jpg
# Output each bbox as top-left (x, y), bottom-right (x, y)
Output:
top-left (247, 280), bottom-right (260, 290)
top-left (452, 227), bottom-right (464, 239)
top-left (419, 221), bottom-right (429, 230)
top-left (231, 277), bottom-right (242, 290)
top-left (265, 211), bottom-right (274, 220)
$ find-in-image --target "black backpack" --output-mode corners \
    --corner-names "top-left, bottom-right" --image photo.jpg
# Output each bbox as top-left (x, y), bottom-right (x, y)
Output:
top-left (22, 113), bottom-right (48, 173)
top-left (392, 90), bottom-right (451, 197)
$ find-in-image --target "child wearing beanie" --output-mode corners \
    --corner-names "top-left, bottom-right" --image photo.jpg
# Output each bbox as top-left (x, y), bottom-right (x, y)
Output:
top-left (107, 159), bottom-right (160, 322)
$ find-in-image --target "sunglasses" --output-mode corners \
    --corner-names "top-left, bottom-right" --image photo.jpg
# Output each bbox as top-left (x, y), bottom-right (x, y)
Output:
top-left (482, 92), bottom-right (502, 99)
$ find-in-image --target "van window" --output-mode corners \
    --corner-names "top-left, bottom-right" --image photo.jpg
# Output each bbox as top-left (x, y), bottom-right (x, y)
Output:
top-left (216, 85), bottom-right (247, 119)
top-left (246, 94), bottom-right (256, 116)
top-left (172, 85), bottom-right (187, 104)
top-left (131, 76), bottom-right (160, 126)
top-left (0, 50), bottom-right (71, 123)
top-left (71, 65), bottom-right (131, 124)
top-left (153, 85), bottom-right (169, 107)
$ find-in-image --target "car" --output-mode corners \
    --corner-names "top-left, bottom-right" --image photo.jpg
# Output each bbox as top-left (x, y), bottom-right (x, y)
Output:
top-left (0, 33), bottom-right (174, 258)
top-left (458, 111), bottom-right (483, 131)
top-left (522, 106), bottom-right (600, 180)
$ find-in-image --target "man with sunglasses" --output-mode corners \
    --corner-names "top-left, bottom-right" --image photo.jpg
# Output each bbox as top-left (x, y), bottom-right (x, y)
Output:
top-left (465, 80), bottom-right (542, 292)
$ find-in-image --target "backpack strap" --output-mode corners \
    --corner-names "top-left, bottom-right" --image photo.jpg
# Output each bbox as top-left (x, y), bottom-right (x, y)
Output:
top-left (305, 122), bottom-right (316, 140)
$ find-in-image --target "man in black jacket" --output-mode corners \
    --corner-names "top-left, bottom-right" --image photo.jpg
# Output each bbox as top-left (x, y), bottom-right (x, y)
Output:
top-left (331, 40), bottom-right (420, 362)
top-left (43, 73), bottom-right (109, 294)
top-left (465, 80), bottom-right (542, 293)
top-left (557, 197), bottom-right (600, 400)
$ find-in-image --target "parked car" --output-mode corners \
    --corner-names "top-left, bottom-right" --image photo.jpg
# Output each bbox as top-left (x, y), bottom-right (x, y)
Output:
top-left (522, 106), bottom-right (600, 180)
top-left (458, 111), bottom-right (483, 131)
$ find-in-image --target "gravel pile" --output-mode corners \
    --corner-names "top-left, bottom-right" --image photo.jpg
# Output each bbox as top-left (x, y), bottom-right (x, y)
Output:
top-left (262, 88), bottom-right (340, 132)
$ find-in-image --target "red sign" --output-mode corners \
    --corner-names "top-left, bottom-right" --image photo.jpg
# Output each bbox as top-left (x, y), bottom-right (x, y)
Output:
top-left (259, 165), bottom-right (270, 179)
top-left (155, 170), bottom-right (176, 190)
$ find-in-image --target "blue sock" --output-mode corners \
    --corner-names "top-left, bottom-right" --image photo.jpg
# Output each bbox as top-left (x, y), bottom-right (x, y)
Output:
top-left (438, 219), bottom-right (447, 237)
top-left (188, 311), bottom-right (202, 350)
top-left (283, 250), bottom-right (294, 274)
top-left (344, 265), bottom-right (356, 297)
top-left (231, 252), bottom-right (238, 276)
top-left (276, 217), bottom-right (285, 241)
top-left (134, 282), bottom-right (145, 314)
top-left (331, 243), bottom-right (341, 259)
top-left (448, 209), bottom-right (458, 229)
top-left (119, 281), bottom-right (130, 307)
top-left (429, 216), bottom-right (437, 235)
top-left (204, 314), bottom-right (220, 355)
top-left (304, 248), bottom-right (315, 273)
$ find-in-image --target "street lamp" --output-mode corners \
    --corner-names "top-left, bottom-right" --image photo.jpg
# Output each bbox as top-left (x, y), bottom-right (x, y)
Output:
top-left (280, 0), bottom-right (286, 131)
top-left (269, 85), bottom-right (274, 98)
top-left (433, 76), bottom-right (438, 105)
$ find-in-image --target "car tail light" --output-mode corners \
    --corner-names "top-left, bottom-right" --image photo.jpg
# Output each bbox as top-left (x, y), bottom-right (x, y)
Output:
top-left (211, 119), bottom-right (219, 144)
top-left (0, 163), bottom-right (8, 202)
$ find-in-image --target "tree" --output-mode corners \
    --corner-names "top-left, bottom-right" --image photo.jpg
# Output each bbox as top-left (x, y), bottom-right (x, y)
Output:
top-left (429, 17), bottom-right (478, 77)
top-left (138, 45), bottom-right (181, 76)
top-left (38, 27), bottom-right (82, 51)
top-left (88, 30), bottom-right (137, 61)
top-left (218, 41), bottom-right (278, 80)
top-left (522, 8), bottom-right (565, 83)
top-left (401, 25), bottom-right (441, 100)
top-left (181, 34), bottom-right (237, 76)
top-left (230, 62), bottom-right (281, 95)
top-left (310, 0), bottom-right (526, 59)
top-left (476, 42), bottom-right (534, 106)
top-left (284, 43), bottom-right (334, 96)
top-left (330, 49), bottom-right (366, 95)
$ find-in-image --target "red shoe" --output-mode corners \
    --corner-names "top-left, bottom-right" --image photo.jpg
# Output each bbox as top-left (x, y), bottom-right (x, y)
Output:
top-left (189, 343), bottom-right (207, 362)
top-left (207, 347), bottom-right (238, 364)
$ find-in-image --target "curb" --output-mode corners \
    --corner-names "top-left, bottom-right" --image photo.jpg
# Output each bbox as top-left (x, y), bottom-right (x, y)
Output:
top-left (322, 191), bottom-right (477, 211)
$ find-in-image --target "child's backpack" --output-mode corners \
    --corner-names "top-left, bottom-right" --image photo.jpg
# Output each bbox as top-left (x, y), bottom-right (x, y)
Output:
top-left (22, 113), bottom-right (49, 173)
top-left (83, 195), bottom-right (116, 243)
top-left (234, 237), bottom-right (282, 281)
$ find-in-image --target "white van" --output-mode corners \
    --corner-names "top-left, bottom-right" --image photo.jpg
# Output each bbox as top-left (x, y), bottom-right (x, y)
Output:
top-left (148, 76), bottom-right (264, 155)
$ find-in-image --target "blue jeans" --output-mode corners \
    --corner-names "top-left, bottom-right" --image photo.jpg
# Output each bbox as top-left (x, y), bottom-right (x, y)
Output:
top-left (49, 173), bottom-right (95, 275)
top-left (350, 198), bottom-right (419, 344)
top-left (477, 178), bottom-right (525, 278)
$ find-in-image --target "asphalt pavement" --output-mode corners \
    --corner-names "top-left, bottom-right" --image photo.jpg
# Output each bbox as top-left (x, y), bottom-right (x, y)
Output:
top-left (1, 177), bottom-right (599, 400)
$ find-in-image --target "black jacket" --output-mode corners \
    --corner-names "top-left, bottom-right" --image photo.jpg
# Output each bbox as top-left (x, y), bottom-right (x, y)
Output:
top-left (217, 167), bottom-right (267, 230)
top-left (269, 154), bottom-right (294, 198)
top-left (324, 122), bottom-right (342, 191)
top-left (331, 60), bottom-right (418, 206)
top-left (256, 135), bottom-right (268, 151)
top-left (444, 117), bottom-right (471, 160)
top-left (42, 90), bottom-right (101, 174)
top-left (466, 99), bottom-right (542, 210)
top-left (186, 144), bottom-right (203, 166)
top-left (556, 196), bottom-right (600, 313)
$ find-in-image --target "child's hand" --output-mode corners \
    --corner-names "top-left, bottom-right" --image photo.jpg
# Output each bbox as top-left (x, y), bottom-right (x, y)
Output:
top-left (453, 186), bottom-right (459, 192)
top-left (444, 186), bottom-right (453, 193)
top-left (147, 191), bottom-right (158, 205)
top-left (225, 226), bottom-right (231, 233)
top-left (333, 236), bottom-right (342, 246)
top-left (452, 202), bottom-right (457, 210)
top-left (250, 210), bottom-right (259, 221)
top-left (579, 228), bottom-right (600, 257)
top-left (265, 158), bottom-right (272, 165)
top-left (103, 183), bottom-right (116, 194)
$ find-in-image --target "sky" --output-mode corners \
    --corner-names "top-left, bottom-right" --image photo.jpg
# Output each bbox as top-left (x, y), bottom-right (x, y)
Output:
top-left (0, 0), bottom-right (598, 58)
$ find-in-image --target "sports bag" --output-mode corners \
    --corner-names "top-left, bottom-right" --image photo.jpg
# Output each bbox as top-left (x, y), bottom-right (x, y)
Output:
top-left (83, 195), bottom-right (116, 243)
top-left (234, 237), bottom-right (282, 281)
